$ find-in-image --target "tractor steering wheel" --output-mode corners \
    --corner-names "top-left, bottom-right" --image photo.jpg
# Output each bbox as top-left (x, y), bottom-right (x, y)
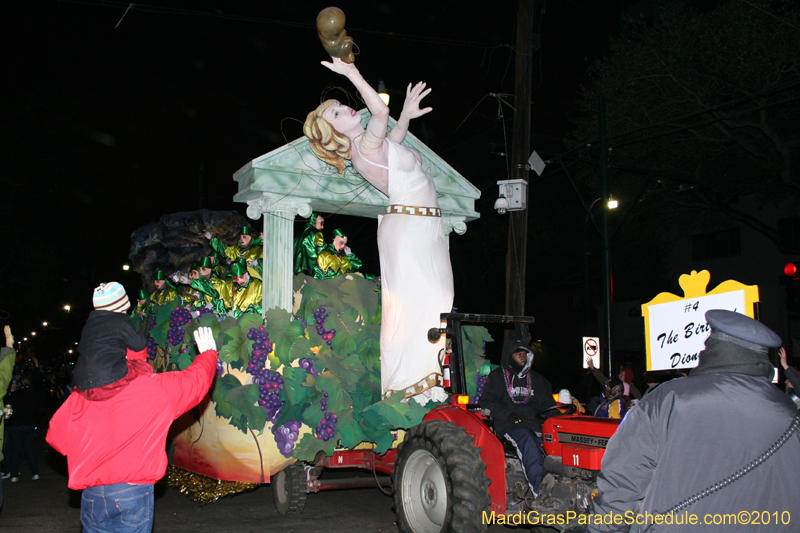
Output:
top-left (536, 403), bottom-right (577, 420)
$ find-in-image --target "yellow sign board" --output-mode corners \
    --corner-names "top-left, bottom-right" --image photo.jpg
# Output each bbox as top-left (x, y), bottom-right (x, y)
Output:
top-left (641, 270), bottom-right (760, 371)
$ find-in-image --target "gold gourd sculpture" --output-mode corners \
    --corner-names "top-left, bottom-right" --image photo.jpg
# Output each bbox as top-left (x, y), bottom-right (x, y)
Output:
top-left (316, 7), bottom-right (355, 63)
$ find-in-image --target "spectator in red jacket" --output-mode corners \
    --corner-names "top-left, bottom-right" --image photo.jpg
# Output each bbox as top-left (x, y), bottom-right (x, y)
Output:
top-left (47, 302), bottom-right (218, 533)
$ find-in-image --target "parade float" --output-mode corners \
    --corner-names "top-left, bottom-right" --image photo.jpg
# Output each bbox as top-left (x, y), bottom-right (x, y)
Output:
top-left (131, 112), bottom-right (484, 499)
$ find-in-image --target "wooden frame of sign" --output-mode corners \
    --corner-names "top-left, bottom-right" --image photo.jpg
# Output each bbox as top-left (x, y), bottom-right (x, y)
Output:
top-left (641, 270), bottom-right (760, 372)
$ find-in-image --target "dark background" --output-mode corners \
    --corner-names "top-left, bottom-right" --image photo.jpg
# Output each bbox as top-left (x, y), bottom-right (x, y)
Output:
top-left (2, 0), bottom-right (639, 382)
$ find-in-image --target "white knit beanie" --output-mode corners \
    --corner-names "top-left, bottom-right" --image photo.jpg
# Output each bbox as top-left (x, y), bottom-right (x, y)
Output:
top-left (93, 282), bottom-right (130, 313)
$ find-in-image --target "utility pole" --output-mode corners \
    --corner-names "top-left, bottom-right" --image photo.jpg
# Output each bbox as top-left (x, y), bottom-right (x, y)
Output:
top-left (599, 95), bottom-right (613, 374)
top-left (505, 0), bottom-right (534, 317)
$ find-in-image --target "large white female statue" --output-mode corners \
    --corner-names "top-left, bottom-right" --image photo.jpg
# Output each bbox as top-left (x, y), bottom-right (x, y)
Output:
top-left (304, 57), bottom-right (454, 405)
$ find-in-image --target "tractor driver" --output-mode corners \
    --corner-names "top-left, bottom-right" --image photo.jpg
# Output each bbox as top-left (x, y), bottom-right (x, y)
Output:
top-left (479, 336), bottom-right (557, 499)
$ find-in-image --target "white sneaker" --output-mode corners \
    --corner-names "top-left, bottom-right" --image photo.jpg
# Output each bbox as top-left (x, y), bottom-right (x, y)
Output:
top-left (1, 473), bottom-right (10, 479)
top-left (31, 475), bottom-right (40, 480)
top-left (10, 477), bottom-right (19, 482)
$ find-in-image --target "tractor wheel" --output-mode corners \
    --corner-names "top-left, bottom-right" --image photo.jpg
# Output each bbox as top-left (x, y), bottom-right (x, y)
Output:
top-left (272, 462), bottom-right (307, 515)
top-left (393, 420), bottom-right (491, 533)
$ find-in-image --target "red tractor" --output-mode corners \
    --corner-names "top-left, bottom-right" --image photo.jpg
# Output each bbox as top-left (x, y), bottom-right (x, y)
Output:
top-left (273, 313), bottom-right (620, 533)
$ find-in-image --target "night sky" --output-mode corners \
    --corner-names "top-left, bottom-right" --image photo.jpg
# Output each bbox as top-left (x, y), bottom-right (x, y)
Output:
top-left (2, 0), bottom-right (631, 361)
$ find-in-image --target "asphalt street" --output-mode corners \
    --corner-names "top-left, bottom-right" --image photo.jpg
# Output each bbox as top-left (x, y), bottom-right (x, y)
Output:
top-left (1, 428), bottom-right (523, 532)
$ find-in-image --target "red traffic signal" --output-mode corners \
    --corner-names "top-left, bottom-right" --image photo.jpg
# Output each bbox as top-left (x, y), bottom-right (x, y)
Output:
top-left (785, 262), bottom-right (800, 277)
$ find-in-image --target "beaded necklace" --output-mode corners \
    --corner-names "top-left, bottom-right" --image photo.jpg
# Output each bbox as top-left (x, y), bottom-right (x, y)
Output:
top-left (503, 369), bottom-right (531, 404)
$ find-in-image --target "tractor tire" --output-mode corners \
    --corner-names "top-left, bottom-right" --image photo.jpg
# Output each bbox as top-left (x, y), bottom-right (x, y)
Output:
top-left (393, 419), bottom-right (491, 533)
top-left (272, 462), bottom-right (307, 515)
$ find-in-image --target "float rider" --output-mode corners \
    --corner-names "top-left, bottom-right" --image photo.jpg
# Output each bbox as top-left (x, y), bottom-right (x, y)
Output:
top-left (189, 257), bottom-right (230, 316)
top-left (205, 226), bottom-right (263, 279)
top-left (293, 213), bottom-right (325, 276)
top-left (314, 228), bottom-right (363, 279)
top-left (149, 269), bottom-right (181, 308)
top-left (224, 260), bottom-right (263, 319)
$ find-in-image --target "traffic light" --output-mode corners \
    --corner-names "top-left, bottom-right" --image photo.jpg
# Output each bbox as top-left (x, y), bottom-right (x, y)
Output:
top-left (785, 262), bottom-right (800, 313)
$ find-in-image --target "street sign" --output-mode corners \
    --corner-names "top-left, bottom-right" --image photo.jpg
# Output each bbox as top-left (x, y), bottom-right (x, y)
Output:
top-left (582, 337), bottom-right (600, 369)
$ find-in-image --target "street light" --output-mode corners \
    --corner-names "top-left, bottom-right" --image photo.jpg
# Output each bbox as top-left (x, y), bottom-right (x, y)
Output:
top-left (31, 331), bottom-right (36, 336)
top-left (584, 196), bottom-right (619, 361)
top-left (377, 80), bottom-right (390, 106)
top-left (123, 264), bottom-right (130, 271)
top-left (42, 321), bottom-right (48, 327)
top-left (64, 304), bottom-right (71, 313)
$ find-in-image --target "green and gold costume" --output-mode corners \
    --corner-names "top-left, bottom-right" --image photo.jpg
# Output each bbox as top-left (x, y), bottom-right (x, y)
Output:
top-left (314, 246), bottom-right (362, 280)
top-left (190, 273), bottom-right (231, 316)
top-left (293, 213), bottom-right (325, 275)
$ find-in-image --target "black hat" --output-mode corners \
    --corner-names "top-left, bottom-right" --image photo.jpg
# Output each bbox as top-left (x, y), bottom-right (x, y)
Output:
top-left (692, 310), bottom-right (780, 379)
top-left (705, 310), bottom-right (781, 352)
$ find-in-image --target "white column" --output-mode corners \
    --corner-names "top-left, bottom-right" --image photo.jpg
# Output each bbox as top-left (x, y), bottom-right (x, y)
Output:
top-left (247, 194), bottom-right (313, 314)
top-left (443, 216), bottom-right (467, 249)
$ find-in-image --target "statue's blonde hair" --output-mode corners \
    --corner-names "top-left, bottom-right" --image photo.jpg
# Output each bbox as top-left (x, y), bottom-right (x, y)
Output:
top-left (303, 99), bottom-right (352, 174)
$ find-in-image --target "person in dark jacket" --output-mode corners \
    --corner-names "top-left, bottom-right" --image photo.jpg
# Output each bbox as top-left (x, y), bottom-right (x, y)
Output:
top-left (479, 336), bottom-right (557, 497)
top-left (572, 310), bottom-right (800, 533)
top-left (4, 374), bottom-right (45, 481)
top-left (73, 282), bottom-right (148, 390)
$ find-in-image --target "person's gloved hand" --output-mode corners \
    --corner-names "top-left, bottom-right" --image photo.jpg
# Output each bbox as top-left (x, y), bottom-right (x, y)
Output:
top-left (193, 327), bottom-right (217, 353)
top-left (246, 260), bottom-right (258, 268)
top-left (204, 231), bottom-right (212, 240)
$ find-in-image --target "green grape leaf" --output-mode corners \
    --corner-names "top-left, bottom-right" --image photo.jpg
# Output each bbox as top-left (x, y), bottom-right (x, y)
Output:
top-left (292, 432), bottom-right (336, 462)
top-left (176, 352), bottom-right (194, 371)
top-left (315, 371), bottom-right (352, 413)
top-left (274, 401), bottom-right (305, 428)
top-left (301, 402), bottom-right (325, 429)
top-left (265, 308), bottom-right (311, 366)
top-left (229, 413), bottom-right (249, 435)
top-left (220, 327), bottom-right (244, 368)
top-left (337, 408), bottom-right (366, 449)
top-left (211, 374), bottom-right (241, 421)
top-left (328, 308), bottom-right (359, 356)
top-left (282, 366), bottom-right (311, 407)
top-left (338, 354), bottom-right (367, 388)
top-left (198, 312), bottom-right (219, 328)
top-left (315, 352), bottom-right (362, 390)
top-left (354, 372), bottom-right (381, 413)
top-left (338, 276), bottom-right (380, 320)
top-left (226, 383), bottom-right (267, 434)
top-left (237, 314), bottom-right (264, 333)
top-left (403, 401), bottom-right (430, 427)
top-left (354, 326), bottom-right (381, 371)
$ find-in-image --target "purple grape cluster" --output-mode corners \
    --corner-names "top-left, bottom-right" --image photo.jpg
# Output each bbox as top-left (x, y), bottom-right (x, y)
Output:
top-left (312, 307), bottom-right (336, 346)
top-left (198, 307), bottom-right (214, 317)
top-left (319, 391), bottom-right (329, 411)
top-left (149, 314), bottom-right (157, 331)
top-left (273, 420), bottom-right (301, 458)
top-left (168, 308), bottom-right (192, 346)
top-left (246, 326), bottom-right (283, 423)
top-left (315, 412), bottom-right (338, 441)
top-left (298, 358), bottom-right (318, 376)
top-left (146, 336), bottom-right (157, 360)
top-left (471, 374), bottom-right (488, 404)
top-left (216, 359), bottom-right (225, 376)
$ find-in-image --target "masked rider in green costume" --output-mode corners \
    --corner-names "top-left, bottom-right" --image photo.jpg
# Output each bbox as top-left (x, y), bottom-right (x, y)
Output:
top-left (188, 257), bottom-right (230, 316)
top-left (149, 269), bottom-right (181, 307)
top-left (205, 226), bottom-right (263, 279)
top-left (223, 260), bottom-right (263, 319)
top-left (314, 228), bottom-right (363, 279)
top-left (293, 213), bottom-right (326, 276)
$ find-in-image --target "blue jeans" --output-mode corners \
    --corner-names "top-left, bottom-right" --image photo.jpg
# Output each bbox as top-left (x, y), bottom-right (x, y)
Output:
top-left (81, 483), bottom-right (154, 533)
top-left (505, 427), bottom-right (546, 496)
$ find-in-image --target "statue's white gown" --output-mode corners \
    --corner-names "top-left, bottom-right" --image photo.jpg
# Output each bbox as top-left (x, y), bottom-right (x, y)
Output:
top-left (371, 140), bottom-right (454, 402)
